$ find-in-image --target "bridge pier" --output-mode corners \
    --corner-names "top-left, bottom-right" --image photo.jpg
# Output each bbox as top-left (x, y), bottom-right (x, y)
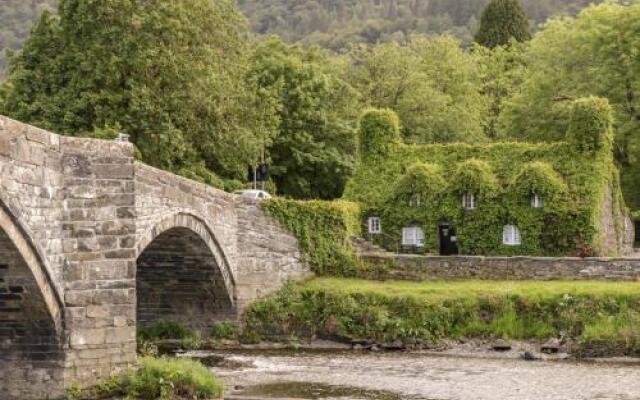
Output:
top-left (0, 116), bottom-right (310, 399)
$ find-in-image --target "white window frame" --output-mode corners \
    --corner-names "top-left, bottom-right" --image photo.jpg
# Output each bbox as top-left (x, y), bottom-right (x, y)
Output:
top-left (368, 217), bottom-right (382, 234)
top-left (462, 192), bottom-right (477, 210)
top-left (402, 226), bottom-right (425, 247)
top-left (503, 225), bottom-right (522, 246)
top-left (531, 193), bottom-right (543, 209)
top-left (409, 194), bottom-right (422, 207)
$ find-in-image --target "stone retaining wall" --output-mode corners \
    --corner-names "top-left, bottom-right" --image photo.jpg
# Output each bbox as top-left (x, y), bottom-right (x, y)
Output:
top-left (362, 253), bottom-right (640, 281)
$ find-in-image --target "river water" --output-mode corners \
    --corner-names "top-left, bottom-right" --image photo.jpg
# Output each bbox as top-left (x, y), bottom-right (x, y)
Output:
top-left (191, 350), bottom-right (640, 400)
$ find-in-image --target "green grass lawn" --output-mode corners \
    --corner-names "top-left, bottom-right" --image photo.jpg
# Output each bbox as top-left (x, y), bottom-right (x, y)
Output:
top-left (244, 278), bottom-right (640, 356)
top-left (304, 277), bottom-right (640, 303)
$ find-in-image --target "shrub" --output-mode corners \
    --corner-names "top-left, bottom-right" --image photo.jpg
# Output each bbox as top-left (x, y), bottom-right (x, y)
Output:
top-left (137, 339), bottom-right (159, 357)
top-left (69, 357), bottom-right (223, 400)
top-left (211, 322), bottom-right (237, 340)
top-left (138, 321), bottom-right (193, 341)
top-left (181, 333), bottom-right (202, 351)
top-left (124, 357), bottom-right (223, 400)
top-left (238, 330), bottom-right (262, 344)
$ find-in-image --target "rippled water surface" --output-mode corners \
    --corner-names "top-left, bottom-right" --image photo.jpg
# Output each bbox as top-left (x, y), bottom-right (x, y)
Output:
top-left (194, 350), bottom-right (640, 400)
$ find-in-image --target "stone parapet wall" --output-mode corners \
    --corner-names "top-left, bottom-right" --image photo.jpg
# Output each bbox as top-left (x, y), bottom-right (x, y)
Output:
top-left (362, 253), bottom-right (640, 281)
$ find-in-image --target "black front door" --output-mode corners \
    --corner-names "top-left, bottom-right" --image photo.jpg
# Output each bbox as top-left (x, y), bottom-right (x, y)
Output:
top-left (439, 223), bottom-right (459, 256)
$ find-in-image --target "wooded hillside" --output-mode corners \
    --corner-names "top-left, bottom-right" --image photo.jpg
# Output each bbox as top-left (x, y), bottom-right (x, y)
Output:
top-left (238, 0), bottom-right (601, 49)
top-left (0, 0), bottom-right (56, 75)
top-left (0, 0), bottom-right (601, 75)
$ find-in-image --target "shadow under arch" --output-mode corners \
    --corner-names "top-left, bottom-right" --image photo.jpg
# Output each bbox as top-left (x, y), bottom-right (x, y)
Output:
top-left (135, 212), bottom-right (237, 330)
top-left (0, 196), bottom-right (63, 329)
top-left (0, 196), bottom-right (65, 397)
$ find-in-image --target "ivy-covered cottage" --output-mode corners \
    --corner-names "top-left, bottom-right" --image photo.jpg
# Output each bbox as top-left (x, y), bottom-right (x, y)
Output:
top-left (344, 97), bottom-right (634, 257)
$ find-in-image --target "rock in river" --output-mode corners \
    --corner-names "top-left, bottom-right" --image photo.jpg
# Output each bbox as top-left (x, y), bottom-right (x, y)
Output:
top-left (492, 339), bottom-right (512, 352)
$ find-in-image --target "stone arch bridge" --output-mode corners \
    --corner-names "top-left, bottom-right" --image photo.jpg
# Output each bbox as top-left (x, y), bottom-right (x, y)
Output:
top-left (0, 116), bottom-right (311, 399)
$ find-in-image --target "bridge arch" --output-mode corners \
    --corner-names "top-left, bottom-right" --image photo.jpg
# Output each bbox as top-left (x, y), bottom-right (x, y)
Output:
top-left (0, 196), bottom-right (63, 328)
top-left (0, 197), bottom-right (65, 397)
top-left (135, 212), bottom-right (236, 330)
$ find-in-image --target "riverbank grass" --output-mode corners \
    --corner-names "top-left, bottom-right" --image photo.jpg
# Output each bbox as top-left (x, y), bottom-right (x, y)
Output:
top-left (244, 278), bottom-right (640, 355)
top-left (69, 357), bottom-right (223, 400)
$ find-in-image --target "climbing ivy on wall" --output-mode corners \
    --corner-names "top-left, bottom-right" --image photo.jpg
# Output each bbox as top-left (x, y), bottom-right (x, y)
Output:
top-left (344, 97), bottom-right (628, 257)
top-left (567, 96), bottom-right (614, 154)
top-left (358, 109), bottom-right (402, 160)
top-left (262, 198), bottom-right (361, 276)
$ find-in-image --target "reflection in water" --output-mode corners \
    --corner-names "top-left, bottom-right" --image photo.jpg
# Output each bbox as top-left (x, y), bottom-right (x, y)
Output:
top-left (240, 382), bottom-right (408, 400)
top-left (187, 350), bottom-right (640, 400)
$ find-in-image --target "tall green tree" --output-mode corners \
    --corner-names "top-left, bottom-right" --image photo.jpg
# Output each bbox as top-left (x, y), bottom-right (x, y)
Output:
top-left (250, 37), bottom-right (359, 199)
top-left (347, 36), bottom-right (488, 143)
top-left (474, 0), bottom-right (531, 48)
top-left (1, 0), bottom-right (277, 185)
top-left (474, 40), bottom-right (527, 139)
top-left (498, 2), bottom-right (640, 209)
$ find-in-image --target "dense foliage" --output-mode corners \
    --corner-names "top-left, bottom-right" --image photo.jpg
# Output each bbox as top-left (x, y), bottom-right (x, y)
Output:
top-left (358, 109), bottom-right (402, 158)
top-left (1, 1), bottom-right (638, 211)
top-left (244, 278), bottom-right (640, 356)
top-left (346, 36), bottom-right (488, 143)
top-left (1, 0), bottom-right (275, 186)
top-left (474, 0), bottom-right (531, 48)
top-left (510, 162), bottom-right (568, 202)
top-left (238, 0), bottom-right (600, 49)
top-left (262, 198), bottom-right (361, 276)
top-left (344, 102), bottom-right (627, 257)
top-left (250, 38), bottom-right (359, 199)
top-left (0, 0), bottom-right (602, 75)
top-left (499, 2), bottom-right (640, 210)
top-left (394, 163), bottom-right (447, 205)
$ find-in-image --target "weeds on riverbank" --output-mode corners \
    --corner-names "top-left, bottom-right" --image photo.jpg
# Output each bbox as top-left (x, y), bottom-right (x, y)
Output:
top-left (243, 278), bottom-right (640, 355)
top-left (138, 321), bottom-right (203, 352)
top-left (68, 357), bottom-right (223, 400)
top-left (138, 321), bottom-right (194, 341)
